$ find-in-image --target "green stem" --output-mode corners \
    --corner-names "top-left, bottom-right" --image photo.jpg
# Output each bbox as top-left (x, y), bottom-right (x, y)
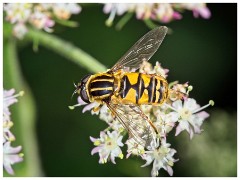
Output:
top-left (3, 38), bottom-right (43, 176)
top-left (115, 12), bottom-right (133, 31)
top-left (54, 18), bottom-right (79, 27)
top-left (25, 28), bottom-right (106, 73)
top-left (144, 19), bottom-right (159, 29)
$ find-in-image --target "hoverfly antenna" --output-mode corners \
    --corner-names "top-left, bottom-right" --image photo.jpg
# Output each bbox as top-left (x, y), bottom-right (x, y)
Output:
top-left (71, 90), bottom-right (77, 99)
top-left (73, 81), bottom-right (77, 88)
top-left (71, 89), bottom-right (78, 99)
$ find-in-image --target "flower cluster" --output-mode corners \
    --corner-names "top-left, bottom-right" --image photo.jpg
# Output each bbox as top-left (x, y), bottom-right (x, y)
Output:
top-left (90, 131), bottom-right (124, 164)
top-left (3, 89), bottom-right (24, 175)
top-left (3, 3), bottom-right (81, 39)
top-left (71, 61), bottom-right (213, 177)
top-left (103, 3), bottom-right (210, 28)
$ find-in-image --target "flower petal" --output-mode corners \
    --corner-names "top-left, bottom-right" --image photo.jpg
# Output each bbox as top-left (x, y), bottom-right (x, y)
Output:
top-left (196, 111), bottom-right (209, 119)
top-left (175, 124), bottom-right (184, 136)
top-left (82, 102), bottom-right (99, 113)
top-left (89, 136), bottom-right (97, 142)
top-left (172, 100), bottom-right (183, 110)
top-left (3, 163), bottom-right (14, 175)
top-left (167, 165), bottom-right (173, 176)
top-left (91, 146), bottom-right (101, 155)
top-left (110, 153), bottom-right (116, 164)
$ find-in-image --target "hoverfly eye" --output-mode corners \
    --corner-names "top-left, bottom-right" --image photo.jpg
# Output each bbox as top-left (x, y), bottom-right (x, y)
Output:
top-left (81, 74), bottom-right (92, 83)
top-left (80, 88), bottom-right (90, 103)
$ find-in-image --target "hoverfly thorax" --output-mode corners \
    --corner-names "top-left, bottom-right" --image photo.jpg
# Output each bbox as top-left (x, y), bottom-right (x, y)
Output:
top-left (75, 74), bottom-right (92, 103)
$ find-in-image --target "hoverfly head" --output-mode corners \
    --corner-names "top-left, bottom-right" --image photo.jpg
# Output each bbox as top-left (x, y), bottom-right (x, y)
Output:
top-left (74, 74), bottom-right (92, 103)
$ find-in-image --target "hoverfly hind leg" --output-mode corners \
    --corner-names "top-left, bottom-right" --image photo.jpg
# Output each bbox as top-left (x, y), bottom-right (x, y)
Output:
top-left (168, 89), bottom-right (188, 102)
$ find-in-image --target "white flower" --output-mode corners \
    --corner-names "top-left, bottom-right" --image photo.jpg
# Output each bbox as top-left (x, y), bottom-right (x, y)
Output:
top-left (29, 10), bottom-right (55, 32)
top-left (103, 3), bottom-right (132, 26)
top-left (4, 3), bottom-right (32, 24)
top-left (125, 138), bottom-right (145, 158)
top-left (37, 3), bottom-right (53, 11)
top-left (140, 105), bottom-right (153, 119)
top-left (90, 131), bottom-right (124, 164)
top-left (12, 23), bottom-right (28, 39)
top-left (99, 104), bottom-right (114, 123)
top-left (52, 3), bottom-right (81, 20)
top-left (70, 96), bottom-right (100, 115)
top-left (103, 3), bottom-right (210, 28)
top-left (154, 3), bottom-right (176, 23)
top-left (3, 121), bottom-right (15, 143)
top-left (135, 4), bottom-right (154, 19)
top-left (3, 89), bottom-right (18, 122)
top-left (168, 98), bottom-right (211, 139)
top-left (139, 60), bottom-right (169, 78)
top-left (103, 3), bottom-right (130, 16)
top-left (154, 62), bottom-right (169, 78)
top-left (175, 3), bottom-right (211, 19)
top-left (3, 142), bottom-right (23, 175)
top-left (109, 120), bottom-right (124, 132)
top-left (141, 140), bottom-right (178, 177)
top-left (4, 3), bottom-right (82, 39)
top-left (3, 89), bottom-right (24, 175)
top-left (154, 111), bottom-right (179, 139)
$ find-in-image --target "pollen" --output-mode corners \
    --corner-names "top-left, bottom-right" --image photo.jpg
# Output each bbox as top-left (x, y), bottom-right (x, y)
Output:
top-left (19, 153), bottom-right (24, 157)
top-left (19, 91), bottom-right (25, 96)
top-left (94, 140), bottom-right (101, 146)
top-left (179, 108), bottom-right (192, 120)
top-left (209, 100), bottom-right (215, 106)
top-left (167, 160), bottom-right (174, 166)
top-left (187, 86), bottom-right (193, 94)
top-left (68, 106), bottom-right (75, 110)
top-left (140, 149), bottom-right (145, 154)
top-left (9, 136), bottom-right (15, 142)
top-left (119, 153), bottom-right (124, 159)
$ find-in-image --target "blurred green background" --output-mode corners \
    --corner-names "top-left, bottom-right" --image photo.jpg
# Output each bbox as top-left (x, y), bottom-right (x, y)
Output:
top-left (3, 3), bottom-right (237, 177)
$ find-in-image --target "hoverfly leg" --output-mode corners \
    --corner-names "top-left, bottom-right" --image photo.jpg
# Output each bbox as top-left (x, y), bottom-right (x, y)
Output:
top-left (93, 105), bottom-right (101, 112)
top-left (92, 100), bottom-right (104, 112)
top-left (168, 89), bottom-right (188, 102)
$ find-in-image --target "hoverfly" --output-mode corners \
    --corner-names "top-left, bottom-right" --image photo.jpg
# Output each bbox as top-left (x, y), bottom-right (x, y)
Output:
top-left (73, 26), bottom-right (170, 149)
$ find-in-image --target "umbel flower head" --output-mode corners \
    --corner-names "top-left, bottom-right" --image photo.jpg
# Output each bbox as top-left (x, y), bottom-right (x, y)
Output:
top-left (3, 3), bottom-right (82, 39)
top-left (70, 61), bottom-right (214, 177)
top-left (3, 89), bottom-right (24, 175)
top-left (103, 3), bottom-right (211, 29)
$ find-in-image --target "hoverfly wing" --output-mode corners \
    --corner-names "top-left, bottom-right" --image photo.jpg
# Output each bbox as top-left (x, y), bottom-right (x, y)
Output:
top-left (105, 101), bottom-right (158, 149)
top-left (108, 26), bottom-right (168, 73)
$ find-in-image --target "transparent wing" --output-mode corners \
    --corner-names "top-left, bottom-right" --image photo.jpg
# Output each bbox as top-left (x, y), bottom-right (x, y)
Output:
top-left (109, 26), bottom-right (168, 73)
top-left (105, 101), bottom-right (158, 149)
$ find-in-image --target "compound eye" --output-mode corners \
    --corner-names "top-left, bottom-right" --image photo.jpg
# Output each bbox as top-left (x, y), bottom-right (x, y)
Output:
top-left (81, 74), bottom-right (91, 83)
top-left (80, 88), bottom-right (90, 103)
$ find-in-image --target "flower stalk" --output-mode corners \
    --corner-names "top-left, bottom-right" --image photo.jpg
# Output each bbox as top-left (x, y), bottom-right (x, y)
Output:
top-left (3, 38), bottom-right (42, 176)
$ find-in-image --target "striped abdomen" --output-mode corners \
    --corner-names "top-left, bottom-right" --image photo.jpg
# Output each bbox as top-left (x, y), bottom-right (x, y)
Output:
top-left (119, 73), bottom-right (168, 105)
top-left (89, 74), bottom-right (114, 100)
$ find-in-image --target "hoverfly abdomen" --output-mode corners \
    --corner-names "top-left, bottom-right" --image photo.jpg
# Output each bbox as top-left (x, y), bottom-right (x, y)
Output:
top-left (89, 74), bottom-right (114, 100)
top-left (152, 76), bottom-right (168, 105)
top-left (119, 73), bottom-right (168, 105)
